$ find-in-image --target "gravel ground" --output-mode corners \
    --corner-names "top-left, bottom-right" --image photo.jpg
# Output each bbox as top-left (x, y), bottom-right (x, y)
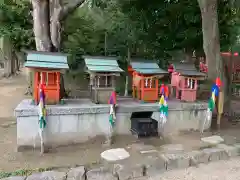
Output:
top-left (147, 157), bottom-right (240, 180)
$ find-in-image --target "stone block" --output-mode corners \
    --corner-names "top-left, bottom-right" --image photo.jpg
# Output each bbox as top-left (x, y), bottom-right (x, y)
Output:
top-left (217, 144), bottom-right (238, 158)
top-left (26, 171), bottom-right (66, 180)
top-left (187, 150), bottom-right (208, 165)
top-left (202, 148), bottom-right (226, 162)
top-left (17, 116), bottom-right (39, 147)
top-left (115, 113), bottom-right (131, 135)
top-left (176, 153), bottom-right (190, 169)
top-left (203, 148), bottom-right (219, 162)
top-left (160, 144), bottom-right (184, 154)
top-left (101, 148), bottom-right (130, 172)
top-left (161, 153), bottom-right (190, 171)
top-left (86, 168), bottom-right (117, 180)
top-left (113, 163), bottom-right (144, 180)
top-left (1, 176), bottom-right (26, 180)
top-left (101, 148), bottom-right (130, 162)
top-left (144, 155), bottom-right (166, 176)
top-left (67, 166), bottom-right (85, 180)
top-left (127, 143), bottom-right (158, 155)
top-left (140, 150), bottom-right (158, 154)
top-left (132, 177), bottom-right (150, 180)
top-left (233, 143), bottom-right (240, 155)
top-left (201, 136), bottom-right (224, 145)
top-left (128, 143), bottom-right (157, 153)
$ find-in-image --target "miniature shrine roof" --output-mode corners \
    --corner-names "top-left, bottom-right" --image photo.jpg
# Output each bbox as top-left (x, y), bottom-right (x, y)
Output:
top-left (83, 56), bottom-right (123, 73)
top-left (130, 59), bottom-right (167, 75)
top-left (173, 63), bottom-right (205, 76)
top-left (24, 51), bottom-right (69, 69)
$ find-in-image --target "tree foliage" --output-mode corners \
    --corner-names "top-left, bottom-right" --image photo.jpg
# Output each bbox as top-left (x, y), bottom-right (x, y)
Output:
top-left (0, 0), bottom-right (34, 51)
top-left (0, 0), bottom-right (240, 63)
top-left (120, 0), bottom-right (240, 56)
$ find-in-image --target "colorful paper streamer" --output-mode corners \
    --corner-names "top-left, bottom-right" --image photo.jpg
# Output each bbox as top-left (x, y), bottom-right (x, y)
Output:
top-left (159, 84), bottom-right (168, 127)
top-left (38, 84), bottom-right (46, 129)
top-left (38, 82), bottom-right (46, 154)
top-left (109, 91), bottom-right (116, 127)
top-left (206, 77), bottom-right (221, 122)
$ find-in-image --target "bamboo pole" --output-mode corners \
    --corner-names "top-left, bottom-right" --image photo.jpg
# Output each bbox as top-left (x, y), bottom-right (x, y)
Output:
top-left (217, 91), bottom-right (224, 129)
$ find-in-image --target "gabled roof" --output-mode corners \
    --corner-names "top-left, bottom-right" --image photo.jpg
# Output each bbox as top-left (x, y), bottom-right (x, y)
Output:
top-left (24, 51), bottom-right (69, 69)
top-left (173, 63), bottom-right (205, 76)
top-left (83, 56), bottom-right (123, 73)
top-left (130, 59), bottom-right (167, 75)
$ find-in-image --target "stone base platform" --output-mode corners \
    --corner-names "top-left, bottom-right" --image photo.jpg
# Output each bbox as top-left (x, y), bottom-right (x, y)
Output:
top-left (14, 97), bottom-right (209, 151)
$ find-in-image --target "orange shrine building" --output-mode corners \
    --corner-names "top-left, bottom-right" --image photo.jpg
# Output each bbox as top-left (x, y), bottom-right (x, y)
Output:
top-left (128, 59), bottom-right (168, 102)
top-left (24, 51), bottom-right (69, 105)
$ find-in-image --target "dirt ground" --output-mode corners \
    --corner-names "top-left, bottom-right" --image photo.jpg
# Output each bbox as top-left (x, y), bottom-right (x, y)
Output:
top-left (0, 69), bottom-right (240, 172)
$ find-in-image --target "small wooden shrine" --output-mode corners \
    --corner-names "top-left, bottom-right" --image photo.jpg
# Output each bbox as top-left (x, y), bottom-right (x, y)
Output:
top-left (83, 56), bottom-right (123, 104)
top-left (128, 59), bottom-right (168, 102)
top-left (24, 51), bottom-right (69, 105)
top-left (170, 62), bottom-right (205, 102)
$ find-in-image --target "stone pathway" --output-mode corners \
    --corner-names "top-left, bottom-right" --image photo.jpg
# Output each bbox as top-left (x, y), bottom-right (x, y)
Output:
top-left (2, 142), bottom-right (240, 180)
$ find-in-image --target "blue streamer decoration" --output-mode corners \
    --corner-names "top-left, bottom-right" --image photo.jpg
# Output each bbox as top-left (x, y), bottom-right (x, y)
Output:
top-left (211, 84), bottom-right (219, 97)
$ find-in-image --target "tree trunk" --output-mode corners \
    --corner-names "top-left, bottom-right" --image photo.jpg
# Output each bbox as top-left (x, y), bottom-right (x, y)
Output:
top-left (49, 0), bottom-right (86, 51)
top-left (15, 52), bottom-right (22, 72)
top-left (49, 0), bottom-right (63, 51)
top-left (12, 51), bottom-right (20, 73)
top-left (2, 36), bottom-right (13, 77)
top-left (124, 47), bottom-right (131, 97)
top-left (197, 0), bottom-right (223, 81)
top-left (198, 0), bottom-right (229, 103)
top-left (32, 0), bottom-right (52, 51)
top-left (198, 0), bottom-right (228, 129)
top-left (124, 75), bottom-right (129, 96)
top-left (32, 0), bottom-right (86, 51)
top-left (104, 31), bottom-right (107, 56)
top-left (3, 60), bottom-right (12, 77)
top-left (184, 48), bottom-right (193, 63)
top-left (11, 52), bottom-right (15, 74)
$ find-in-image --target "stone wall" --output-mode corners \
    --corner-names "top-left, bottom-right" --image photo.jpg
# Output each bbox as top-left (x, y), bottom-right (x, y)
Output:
top-left (15, 99), bottom-right (209, 151)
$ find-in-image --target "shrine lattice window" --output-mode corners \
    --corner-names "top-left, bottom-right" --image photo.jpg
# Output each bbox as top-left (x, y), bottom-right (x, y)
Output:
top-left (184, 78), bottom-right (195, 89)
top-left (144, 78), bottom-right (156, 88)
top-left (94, 75), bottom-right (113, 88)
top-left (37, 72), bottom-right (57, 86)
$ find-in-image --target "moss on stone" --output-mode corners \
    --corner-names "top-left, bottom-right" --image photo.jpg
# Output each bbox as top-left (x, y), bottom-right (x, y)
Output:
top-left (0, 167), bottom-right (53, 179)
